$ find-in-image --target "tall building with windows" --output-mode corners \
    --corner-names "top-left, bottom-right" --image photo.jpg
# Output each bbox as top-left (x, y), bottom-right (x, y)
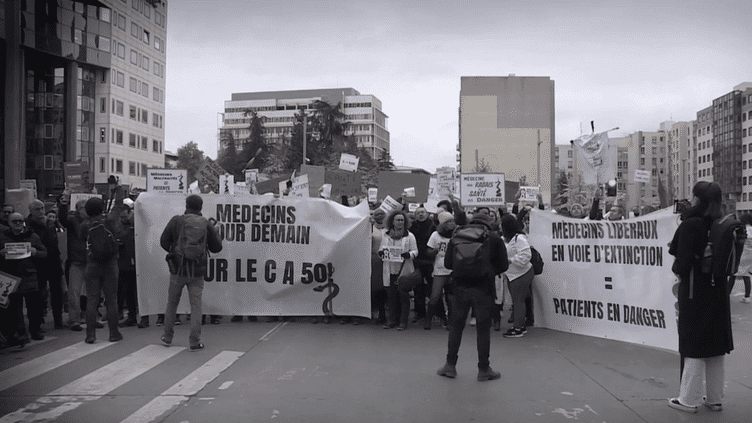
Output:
top-left (736, 87), bottom-right (752, 212)
top-left (669, 121), bottom-right (695, 201)
top-left (458, 75), bottom-right (555, 206)
top-left (696, 106), bottom-right (714, 185)
top-left (219, 88), bottom-right (390, 160)
top-left (1, 0), bottom-right (167, 203)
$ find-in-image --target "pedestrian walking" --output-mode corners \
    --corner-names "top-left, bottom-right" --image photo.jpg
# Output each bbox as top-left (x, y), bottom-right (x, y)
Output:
top-left (58, 196), bottom-right (90, 332)
top-left (668, 181), bottom-right (731, 413)
top-left (438, 212), bottom-right (508, 381)
top-left (160, 195), bottom-right (222, 351)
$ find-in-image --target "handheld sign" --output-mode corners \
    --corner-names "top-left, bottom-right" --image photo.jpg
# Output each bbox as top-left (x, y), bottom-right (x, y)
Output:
top-left (368, 187), bottom-right (378, 203)
top-left (460, 173), bottom-right (505, 207)
top-left (0, 271), bottom-right (22, 309)
top-left (634, 169), bottom-right (651, 183)
top-left (219, 174), bottom-right (235, 195)
top-left (245, 168), bottom-right (259, 183)
top-left (147, 169), bottom-right (187, 194)
top-left (404, 187), bottom-right (416, 198)
top-left (339, 153), bottom-right (359, 172)
top-left (379, 195), bottom-right (402, 214)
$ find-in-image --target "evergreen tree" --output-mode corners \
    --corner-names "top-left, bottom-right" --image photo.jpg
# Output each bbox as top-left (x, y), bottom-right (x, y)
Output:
top-left (217, 132), bottom-right (241, 179)
top-left (176, 141), bottom-right (205, 184)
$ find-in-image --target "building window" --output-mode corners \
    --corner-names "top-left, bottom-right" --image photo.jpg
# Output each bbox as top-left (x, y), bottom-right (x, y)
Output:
top-left (74, 29), bottom-right (83, 45)
top-left (99, 157), bottom-right (106, 173)
top-left (100, 97), bottom-right (106, 113)
top-left (131, 22), bottom-right (139, 38)
top-left (98, 36), bottom-right (111, 52)
top-left (141, 163), bottom-right (148, 176)
top-left (117, 13), bottom-right (126, 31)
top-left (129, 105), bottom-right (137, 120)
top-left (129, 133), bottom-right (137, 147)
top-left (155, 37), bottom-right (162, 52)
top-left (129, 77), bottom-right (137, 93)
top-left (142, 83), bottom-right (149, 98)
top-left (153, 140), bottom-right (160, 152)
top-left (143, 30), bottom-right (150, 44)
top-left (141, 136), bottom-right (148, 150)
top-left (99, 127), bottom-right (106, 143)
top-left (129, 161), bottom-right (136, 175)
top-left (116, 100), bottom-right (124, 116)
top-left (130, 49), bottom-right (138, 65)
top-left (116, 159), bottom-right (123, 173)
top-left (142, 56), bottom-right (149, 71)
top-left (141, 109), bottom-right (148, 124)
top-left (116, 130), bottom-right (123, 144)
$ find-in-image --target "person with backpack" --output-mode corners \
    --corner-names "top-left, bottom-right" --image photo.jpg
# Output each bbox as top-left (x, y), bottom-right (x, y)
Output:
top-left (438, 212), bottom-right (508, 381)
top-left (159, 195), bottom-right (222, 351)
top-left (667, 181), bottom-right (732, 413)
top-left (79, 194), bottom-right (124, 344)
top-left (499, 214), bottom-right (534, 338)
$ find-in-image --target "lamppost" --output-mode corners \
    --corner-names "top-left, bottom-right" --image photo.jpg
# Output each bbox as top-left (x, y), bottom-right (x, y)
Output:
top-left (537, 129), bottom-right (542, 186)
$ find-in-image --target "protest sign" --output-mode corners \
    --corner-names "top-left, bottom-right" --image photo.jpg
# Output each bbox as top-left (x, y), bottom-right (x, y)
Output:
top-left (63, 162), bottom-right (90, 192)
top-left (379, 195), bottom-right (402, 214)
top-left (4, 189), bottom-right (34, 217)
top-left (460, 173), bottom-right (505, 207)
top-left (134, 193), bottom-right (371, 317)
top-left (70, 193), bottom-right (102, 208)
top-left (378, 171), bottom-right (431, 203)
top-left (300, 164), bottom-right (326, 197)
top-left (382, 247), bottom-right (404, 263)
top-left (339, 153), bottom-right (359, 172)
top-left (404, 187), bottom-right (416, 197)
top-left (527, 207), bottom-right (679, 351)
top-left (219, 174), bottom-right (235, 194)
top-left (325, 170), bottom-right (361, 198)
top-left (254, 173), bottom-right (293, 195)
top-left (244, 169), bottom-right (259, 184)
top-left (0, 271), bottom-right (22, 309)
top-left (408, 203), bottom-right (419, 212)
top-left (147, 169), bottom-right (187, 194)
top-left (436, 167), bottom-right (456, 197)
top-left (3, 242), bottom-right (31, 260)
top-left (279, 174), bottom-right (310, 197)
top-left (19, 180), bottom-right (37, 199)
top-left (368, 187), bottom-right (378, 203)
top-left (634, 169), bottom-right (651, 183)
top-left (195, 157), bottom-right (227, 194)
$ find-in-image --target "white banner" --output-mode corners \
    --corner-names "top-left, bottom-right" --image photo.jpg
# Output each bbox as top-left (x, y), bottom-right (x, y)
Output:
top-left (572, 130), bottom-right (617, 185)
top-left (134, 193), bottom-right (371, 317)
top-left (527, 208), bottom-right (680, 351)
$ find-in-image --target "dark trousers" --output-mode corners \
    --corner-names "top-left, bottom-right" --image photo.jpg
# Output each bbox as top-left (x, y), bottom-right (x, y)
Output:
top-left (372, 288), bottom-right (387, 321)
top-left (412, 263), bottom-right (433, 317)
top-left (446, 283), bottom-right (495, 369)
top-left (1, 291), bottom-right (43, 340)
top-left (118, 270), bottom-right (138, 319)
top-left (39, 267), bottom-right (64, 324)
top-left (85, 259), bottom-right (120, 339)
top-left (386, 274), bottom-right (410, 326)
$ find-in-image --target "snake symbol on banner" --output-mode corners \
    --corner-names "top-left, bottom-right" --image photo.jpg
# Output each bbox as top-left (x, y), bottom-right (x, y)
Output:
top-left (178, 174), bottom-right (184, 190)
top-left (313, 264), bottom-right (339, 317)
top-left (495, 180), bottom-right (502, 197)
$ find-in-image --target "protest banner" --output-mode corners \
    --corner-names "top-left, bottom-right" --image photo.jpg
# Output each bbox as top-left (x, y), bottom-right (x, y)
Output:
top-left (195, 157), bottom-right (227, 193)
top-left (3, 242), bottom-right (31, 260)
top-left (19, 180), bottom-right (37, 199)
top-left (147, 169), bottom-right (187, 194)
top-left (4, 189), bottom-right (34, 217)
top-left (69, 193), bottom-right (102, 209)
top-left (527, 207), bottom-right (680, 351)
top-left (134, 193), bottom-right (371, 317)
top-left (378, 171), bottom-right (430, 203)
top-left (325, 169), bottom-right (361, 198)
top-left (0, 271), bottom-right (22, 309)
top-left (339, 153), bottom-right (359, 172)
top-left (460, 173), bottom-right (505, 207)
top-left (436, 167), bottom-right (456, 198)
top-left (379, 195), bottom-right (402, 214)
top-left (634, 169), bottom-right (651, 183)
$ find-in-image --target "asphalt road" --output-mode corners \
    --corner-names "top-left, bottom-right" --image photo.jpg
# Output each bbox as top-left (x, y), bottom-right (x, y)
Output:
top-left (1, 283), bottom-right (751, 423)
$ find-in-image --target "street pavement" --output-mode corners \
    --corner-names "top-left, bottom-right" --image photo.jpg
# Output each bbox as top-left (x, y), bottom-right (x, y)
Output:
top-left (1, 283), bottom-right (751, 423)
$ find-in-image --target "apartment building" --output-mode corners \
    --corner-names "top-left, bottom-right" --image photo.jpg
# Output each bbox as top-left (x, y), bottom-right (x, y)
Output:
top-left (458, 75), bottom-right (555, 206)
top-left (695, 106), bottom-right (714, 185)
top-left (1, 0), bottom-right (167, 202)
top-left (97, 0), bottom-right (167, 191)
top-left (669, 121), bottom-right (695, 201)
top-left (219, 88), bottom-right (390, 160)
top-left (737, 88), bottom-right (752, 213)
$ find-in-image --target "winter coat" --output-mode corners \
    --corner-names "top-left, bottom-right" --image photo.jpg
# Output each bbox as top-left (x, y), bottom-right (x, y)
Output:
top-left (409, 218), bottom-right (436, 266)
top-left (118, 223), bottom-right (136, 272)
top-left (27, 217), bottom-right (61, 276)
top-left (669, 216), bottom-right (733, 358)
top-left (58, 203), bottom-right (87, 264)
top-left (734, 224), bottom-right (752, 276)
top-left (0, 227), bottom-right (47, 293)
top-left (504, 233), bottom-right (533, 281)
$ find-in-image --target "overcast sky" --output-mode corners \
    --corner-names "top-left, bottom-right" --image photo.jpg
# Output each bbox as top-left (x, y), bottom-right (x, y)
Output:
top-left (164, 0), bottom-right (752, 172)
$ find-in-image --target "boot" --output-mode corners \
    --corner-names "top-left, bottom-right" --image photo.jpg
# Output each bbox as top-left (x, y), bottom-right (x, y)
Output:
top-left (477, 366), bottom-right (501, 381)
top-left (437, 363), bottom-right (457, 378)
top-left (137, 316), bottom-right (150, 328)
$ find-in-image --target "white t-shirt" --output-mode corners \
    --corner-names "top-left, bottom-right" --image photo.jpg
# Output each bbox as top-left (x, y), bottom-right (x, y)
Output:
top-left (426, 231), bottom-right (451, 276)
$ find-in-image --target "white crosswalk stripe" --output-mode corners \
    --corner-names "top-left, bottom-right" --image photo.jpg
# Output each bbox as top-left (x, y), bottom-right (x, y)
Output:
top-left (0, 344), bottom-right (245, 423)
top-left (0, 341), bottom-right (113, 393)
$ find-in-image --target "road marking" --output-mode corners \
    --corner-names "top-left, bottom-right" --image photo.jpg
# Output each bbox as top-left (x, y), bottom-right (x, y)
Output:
top-left (120, 350), bottom-right (243, 423)
top-left (217, 381), bottom-right (233, 390)
top-left (0, 341), bottom-right (113, 392)
top-left (259, 321), bottom-right (287, 341)
top-left (0, 345), bottom-right (184, 423)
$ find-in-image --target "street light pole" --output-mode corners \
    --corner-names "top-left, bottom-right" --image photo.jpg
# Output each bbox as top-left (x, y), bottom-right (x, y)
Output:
top-left (302, 111), bottom-right (307, 167)
top-left (537, 129), bottom-right (541, 187)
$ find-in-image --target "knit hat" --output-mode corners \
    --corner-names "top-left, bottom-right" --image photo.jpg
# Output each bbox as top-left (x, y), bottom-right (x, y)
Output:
top-left (437, 211), bottom-right (454, 224)
top-left (469, 212), bottom-right (494, 228)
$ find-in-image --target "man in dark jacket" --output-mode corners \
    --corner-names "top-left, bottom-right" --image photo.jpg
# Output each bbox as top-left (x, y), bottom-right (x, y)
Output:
top-left (27, 199), bottom-right (64, 329)
top-left (80, 193), bottom-right (125, 344)
top-left (0, 212), bottom-right (47, 344)
top-left (409, 206), bottom-right (435, 323)
top-left (159, 195), bottom-right (222, 351)
top-left (438, 212), bottom-right (508, 381)
top-left (58, 196), bottom-right (90, 331)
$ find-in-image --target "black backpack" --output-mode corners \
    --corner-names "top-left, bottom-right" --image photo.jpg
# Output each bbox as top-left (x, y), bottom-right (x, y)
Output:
top-left (86, 222), bottom-right (119, 262)
top-left (449, 225), bottom-right (490, 278)
top-left (530, 246), bottom-right (544, 275)
top-left (700, 214), bottom-right (747, 280)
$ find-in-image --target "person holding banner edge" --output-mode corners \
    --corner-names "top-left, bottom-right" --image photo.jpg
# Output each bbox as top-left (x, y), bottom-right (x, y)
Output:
top-left (668, 181), bottom-right (731, 413)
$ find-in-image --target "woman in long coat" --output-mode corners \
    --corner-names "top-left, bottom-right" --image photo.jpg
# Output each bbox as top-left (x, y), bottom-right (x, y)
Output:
top-left (667, 181), bottom-right (732, 413)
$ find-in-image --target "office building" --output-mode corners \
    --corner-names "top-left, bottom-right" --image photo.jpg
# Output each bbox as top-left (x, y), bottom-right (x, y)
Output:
top-left (737, 87), bottom-right (752, 212)
top-left (219, 88), bottom-right (389, 161)
top-left (1, 0), bottom-right (167, 203)
top-left (695, 106), bottom-right (713, 185)
top-left (458, 75), bottom-right (555, 206)
top-left (669, 121), bottom-right (695, 201)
